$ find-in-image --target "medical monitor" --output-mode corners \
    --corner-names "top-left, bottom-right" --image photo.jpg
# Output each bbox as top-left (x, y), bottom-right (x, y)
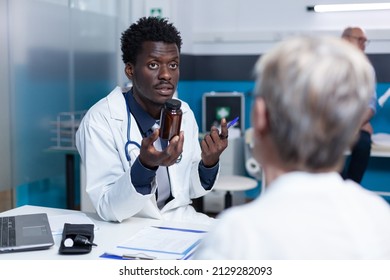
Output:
top-left (202, 92), bottom-right (244, 133)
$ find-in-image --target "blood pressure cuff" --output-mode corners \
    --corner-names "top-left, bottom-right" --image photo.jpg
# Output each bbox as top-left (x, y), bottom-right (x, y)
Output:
top-left (59, 223), bottom-right (95, 255)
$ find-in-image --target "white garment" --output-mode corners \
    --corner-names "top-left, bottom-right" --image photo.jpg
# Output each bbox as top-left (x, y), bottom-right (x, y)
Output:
top-left (195, 171), bottom-right (390, 259)
top-left (76, 86), bottom-right (215, 225)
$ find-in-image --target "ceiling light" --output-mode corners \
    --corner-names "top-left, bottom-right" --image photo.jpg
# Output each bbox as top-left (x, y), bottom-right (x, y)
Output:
top-left (307, 3), bottom-right (390, 12)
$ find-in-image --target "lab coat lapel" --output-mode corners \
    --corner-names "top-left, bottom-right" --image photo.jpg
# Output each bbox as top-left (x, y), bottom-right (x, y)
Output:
top-left (107, 86), bottom-right (126, 121)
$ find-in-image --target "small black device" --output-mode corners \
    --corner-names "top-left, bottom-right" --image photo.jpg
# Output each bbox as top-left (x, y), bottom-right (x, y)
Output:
top-left (59, 223), bottom-right (95, 254)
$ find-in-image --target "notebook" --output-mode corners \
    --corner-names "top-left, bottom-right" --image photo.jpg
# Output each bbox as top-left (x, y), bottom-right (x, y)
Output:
top-left (0, 213), bottom-right (54, 253)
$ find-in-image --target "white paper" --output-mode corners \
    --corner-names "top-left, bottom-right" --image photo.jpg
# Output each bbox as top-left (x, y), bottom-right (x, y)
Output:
top-left (378, 88), bottom-right (390, 107)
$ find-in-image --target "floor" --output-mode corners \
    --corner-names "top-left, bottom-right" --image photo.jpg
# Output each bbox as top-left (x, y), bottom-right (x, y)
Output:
top-left (0, 189), bottom-right (13, 213)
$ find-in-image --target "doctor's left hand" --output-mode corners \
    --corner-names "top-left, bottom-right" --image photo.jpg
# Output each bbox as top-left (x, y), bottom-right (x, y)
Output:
top-left (138, 129), bottom-right (184, 169)
top-left (200, 118), bottom-right (228, 167)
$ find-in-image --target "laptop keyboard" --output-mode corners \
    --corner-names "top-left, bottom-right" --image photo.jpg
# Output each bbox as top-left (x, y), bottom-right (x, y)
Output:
top-left (0, 216), bottom-right (16, 248)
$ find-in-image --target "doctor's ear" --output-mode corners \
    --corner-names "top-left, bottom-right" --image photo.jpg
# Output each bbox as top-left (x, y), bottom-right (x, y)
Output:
top-left (125, 63), bottom-right (134, 78)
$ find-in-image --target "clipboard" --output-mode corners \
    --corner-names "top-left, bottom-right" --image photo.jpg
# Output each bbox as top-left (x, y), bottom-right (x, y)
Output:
top-left (100, 226), bottom-right (207, 260)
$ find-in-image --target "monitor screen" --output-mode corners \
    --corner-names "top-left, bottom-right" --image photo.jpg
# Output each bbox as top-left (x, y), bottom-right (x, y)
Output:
top-left (202, 92), bottom-right (244, 133)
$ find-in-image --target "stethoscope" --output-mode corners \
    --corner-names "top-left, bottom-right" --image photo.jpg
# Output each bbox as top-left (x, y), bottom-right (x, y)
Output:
top-left (124, 96), bottom-right (141, 161)
top-left (123, 92), bottom-right (182, 164)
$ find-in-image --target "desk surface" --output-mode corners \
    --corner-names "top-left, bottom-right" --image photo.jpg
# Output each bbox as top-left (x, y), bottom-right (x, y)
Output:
top-left (0, 205), bottom-right (209, 260)
top-left (371, 143), bottom-right (390, 158)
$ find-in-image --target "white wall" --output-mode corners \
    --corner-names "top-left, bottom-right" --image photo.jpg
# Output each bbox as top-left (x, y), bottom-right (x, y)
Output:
top-left (127, 0), bottom-right (390, 55)
top-left (187, 0), bottom-right (390, 54)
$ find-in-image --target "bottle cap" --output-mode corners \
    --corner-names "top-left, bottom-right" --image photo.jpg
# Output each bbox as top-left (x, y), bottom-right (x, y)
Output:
top-left (165, 99), bottom-right (181, 110)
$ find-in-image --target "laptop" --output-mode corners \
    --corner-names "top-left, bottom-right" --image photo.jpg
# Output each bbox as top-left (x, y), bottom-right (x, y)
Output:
top-left (0, 213), bottom-right (54, 253)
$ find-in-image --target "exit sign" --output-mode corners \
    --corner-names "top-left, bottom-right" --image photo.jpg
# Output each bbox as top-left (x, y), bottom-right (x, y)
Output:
top-left (149, 8), bottom-right (163, 18)
top-left (145, 0), bottom-right (170, 18)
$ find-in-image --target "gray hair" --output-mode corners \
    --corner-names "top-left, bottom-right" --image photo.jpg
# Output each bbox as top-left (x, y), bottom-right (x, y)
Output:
top-left (253, 36), bottom-right (375, 171)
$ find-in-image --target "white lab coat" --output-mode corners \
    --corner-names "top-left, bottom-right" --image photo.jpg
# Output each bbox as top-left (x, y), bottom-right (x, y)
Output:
top-left (76, 86), bottom-right (215, 224)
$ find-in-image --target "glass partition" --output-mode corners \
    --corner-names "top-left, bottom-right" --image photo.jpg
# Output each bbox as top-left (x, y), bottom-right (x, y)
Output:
top-left (3, 0), bottom-right (118, 209)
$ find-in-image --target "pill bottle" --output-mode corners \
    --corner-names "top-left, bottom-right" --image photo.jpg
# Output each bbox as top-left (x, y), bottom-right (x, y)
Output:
top-left (159, 99), bottom-right (182, 141)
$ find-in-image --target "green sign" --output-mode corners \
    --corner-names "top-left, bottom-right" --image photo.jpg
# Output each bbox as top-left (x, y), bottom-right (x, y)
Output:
top-left (150, 8), bottom-right (162, 18)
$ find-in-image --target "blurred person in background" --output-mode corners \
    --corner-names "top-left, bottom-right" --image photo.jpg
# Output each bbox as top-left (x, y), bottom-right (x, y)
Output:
top-left (341, 26), bottom-right (377, 183)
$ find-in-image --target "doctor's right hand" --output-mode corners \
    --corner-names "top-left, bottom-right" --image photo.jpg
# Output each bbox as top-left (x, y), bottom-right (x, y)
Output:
top-left (138, 129), bottom-right (184, 169)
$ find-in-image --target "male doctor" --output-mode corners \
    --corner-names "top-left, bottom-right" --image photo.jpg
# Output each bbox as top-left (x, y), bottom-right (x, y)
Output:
top-left (76, 17), bottom-right (228, 224)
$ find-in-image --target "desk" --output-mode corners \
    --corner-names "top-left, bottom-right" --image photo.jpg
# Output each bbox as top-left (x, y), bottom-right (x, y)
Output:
top-left (366, 143), bottom-right (390, 198)
top-left (344, 142), bottom-right (390, 199)
top-left (0, 205), bottom-right (209, 260)
top-left (371, 143), bottom-right (390, 158)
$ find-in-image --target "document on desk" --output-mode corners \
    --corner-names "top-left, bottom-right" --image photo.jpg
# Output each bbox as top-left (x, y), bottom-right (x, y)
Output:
top-left (101, 226), bottom-right (207, 260)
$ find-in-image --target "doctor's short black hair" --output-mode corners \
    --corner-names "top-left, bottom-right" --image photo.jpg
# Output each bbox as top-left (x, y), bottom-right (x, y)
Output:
top-left (121, 17), bottom-right (182, 65)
